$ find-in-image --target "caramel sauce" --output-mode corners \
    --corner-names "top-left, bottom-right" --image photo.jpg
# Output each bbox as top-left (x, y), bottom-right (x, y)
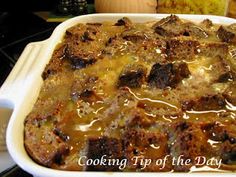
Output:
top-left (26, 18), bottom-right (236, 171)
top-left (59, 51), bottom-right (236, 169)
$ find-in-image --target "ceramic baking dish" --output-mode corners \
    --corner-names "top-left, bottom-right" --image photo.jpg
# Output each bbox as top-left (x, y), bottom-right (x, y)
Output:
top-left (1, 13), bottom-right (236, 177)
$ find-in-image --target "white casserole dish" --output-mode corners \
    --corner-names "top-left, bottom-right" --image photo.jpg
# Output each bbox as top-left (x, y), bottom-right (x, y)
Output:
top-left (1, 13), bottom-right (236, 177)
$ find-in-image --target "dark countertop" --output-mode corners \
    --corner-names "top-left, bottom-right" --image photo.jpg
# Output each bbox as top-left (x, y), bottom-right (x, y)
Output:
top-left (0, 12), bottom-right (59, 86)
top-left (0, 166), bottom-right (33, 177)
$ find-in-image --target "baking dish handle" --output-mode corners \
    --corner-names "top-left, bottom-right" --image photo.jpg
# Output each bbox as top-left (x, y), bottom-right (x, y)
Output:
top-left (0, 41), bottom-right (46, 109)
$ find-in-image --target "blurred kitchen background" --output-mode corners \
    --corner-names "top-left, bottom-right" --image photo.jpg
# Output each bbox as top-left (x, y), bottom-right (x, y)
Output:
top-left (0, 0), bottom-right (236, 176)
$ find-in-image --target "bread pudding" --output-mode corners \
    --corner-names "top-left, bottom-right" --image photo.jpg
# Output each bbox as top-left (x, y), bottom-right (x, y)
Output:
top-left (24, 15), bottom-right (236, 172)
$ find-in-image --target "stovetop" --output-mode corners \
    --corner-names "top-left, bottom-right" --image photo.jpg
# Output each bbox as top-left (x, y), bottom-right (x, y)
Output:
top-left (0, 12), bottom-right (59, 86)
